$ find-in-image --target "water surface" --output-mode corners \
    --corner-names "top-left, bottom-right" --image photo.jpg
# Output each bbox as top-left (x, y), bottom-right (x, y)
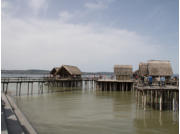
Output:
top-left (14, 86), bottom-right (178, 134)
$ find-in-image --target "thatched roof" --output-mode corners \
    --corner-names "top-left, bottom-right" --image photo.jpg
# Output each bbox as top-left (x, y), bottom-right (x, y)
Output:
top-left (147, 60), bottom-right (173, 76)
top-left (56, 65), bottom-right (82, 75)
top-left (50, 67), bottom-right (60, 75)
top-left (139, 62), bottom-right (148, 76)
top-left (114, 65), bottom-right (133, 75)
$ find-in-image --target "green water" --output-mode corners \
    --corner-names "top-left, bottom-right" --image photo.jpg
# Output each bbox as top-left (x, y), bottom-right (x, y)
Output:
top-left (14, 87), bottom-right (179, 134)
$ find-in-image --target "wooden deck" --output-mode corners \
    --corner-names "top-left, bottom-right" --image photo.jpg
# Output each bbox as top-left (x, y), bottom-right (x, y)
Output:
top-left (135, 85), bottom-right (179, 111)
top-left (97, 79), bottom-right (133, 83)
top-left (135, 85), bottom-right (178, 91)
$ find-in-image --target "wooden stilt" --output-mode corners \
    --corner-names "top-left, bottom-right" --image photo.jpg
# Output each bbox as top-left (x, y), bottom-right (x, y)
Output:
top-left (31, 83), bottom-right (33, 95)
top-left (160, 92), bottom-right (162, 111)
top-left (144, 91), bottom-right (146, 110)
top-left (16, 83), bottom-right (18, 96)
top-left (41, 83), bottom-right (43, 94)
top-left (19, 83), bottom-right (22, 96)
top-left (5, 83), bottom-right (8, 94)
top-left (173, 92), bottom-right (175, 112)
top-left (48, 82), bottom-right (50, 93)
top-left (27, 82), bottom-right (30, 96)
top-left (3, 83), bottom-right (5, 92)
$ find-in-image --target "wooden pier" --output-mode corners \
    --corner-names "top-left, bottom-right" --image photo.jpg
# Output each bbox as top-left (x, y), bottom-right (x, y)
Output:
top-left (1, 77), bottom-right (97, 96)
top-left (96, 79), bottom-right (134, 91)
top-left (135, 85), bottom-right (179, 111)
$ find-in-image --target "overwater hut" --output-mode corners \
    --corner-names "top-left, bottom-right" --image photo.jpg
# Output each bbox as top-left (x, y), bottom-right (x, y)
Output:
top-left (50, 67), bottom-right (60, 77)
top-left (114, 65), bottom-right (133, 80)
top-left (147, 60), bottom-right (173, 82)
top-left (56, 65), bottom-right (82, 79)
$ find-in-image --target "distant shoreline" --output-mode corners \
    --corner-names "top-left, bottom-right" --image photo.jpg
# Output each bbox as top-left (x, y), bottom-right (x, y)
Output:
top-left (1, 70), bottom-right (114, 75)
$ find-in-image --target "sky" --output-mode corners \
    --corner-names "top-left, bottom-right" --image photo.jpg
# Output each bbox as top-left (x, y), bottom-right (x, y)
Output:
top-left (1, 0), bottom-right (179, 73)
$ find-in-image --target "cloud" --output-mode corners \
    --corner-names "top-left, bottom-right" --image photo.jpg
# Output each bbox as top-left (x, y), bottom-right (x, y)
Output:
top-left (2, 15), bottom-right (162, 71)
top-left (28, 0), bottom-right (48, 15)
top-left (85, 1), bottom-right (107, 10)
top-left (58, 11), bottom-right (72, 21)
top-left (84, 0), bottom-right (115, 10)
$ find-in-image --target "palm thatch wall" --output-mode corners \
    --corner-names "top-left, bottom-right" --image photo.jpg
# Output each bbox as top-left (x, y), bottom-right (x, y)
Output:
top-left (114, 65), bottom-right (133, 80)
top-left (147, 60), bottom-right (173, 76)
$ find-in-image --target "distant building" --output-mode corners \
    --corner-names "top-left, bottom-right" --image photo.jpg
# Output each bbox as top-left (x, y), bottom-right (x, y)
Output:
top-left (114, 65), bottom-right (133, 80)
top-left (55, 65), bottom-right (82, 79)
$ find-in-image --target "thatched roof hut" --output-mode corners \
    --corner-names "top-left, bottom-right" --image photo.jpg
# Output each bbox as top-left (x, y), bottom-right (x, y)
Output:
top-left (139, 62), bottom-right (148, 76)
top-left (114, 65), bottom-right (133, 80)
top-left (114, 65), bottom-right (133, 75)
top-left (147, 60), bottom-right (173, 76)
top-left (56, 65), bottom-right (82, 77)
top-left (50, 67), bottom-right (60, 75)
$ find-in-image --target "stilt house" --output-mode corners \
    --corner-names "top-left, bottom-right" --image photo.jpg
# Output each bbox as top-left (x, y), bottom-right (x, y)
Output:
top-left (147, 60), bottom-right (173, 80)
top-left (139, 60), bottom-right (173, 83)
top-left (114, 65), bottom-right (133, 80)
top-left (55, 65), bottom-right (82, 79)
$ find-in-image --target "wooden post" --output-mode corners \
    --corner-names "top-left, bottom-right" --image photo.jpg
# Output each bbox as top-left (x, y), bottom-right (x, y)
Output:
top-left (144, 91), bottom-right (146, 110)
top-left (137, 90), bottom-right (139, 106)
top-left (48, 82), bottom-right (50, 93)
top-left (31, 83), bottom-right (33, 95)
top-left (156, 90), bottom-right (158, 109)
top-left (5, 83), bottom-right (8, 94)
top-left (151, 90), bottom-right (153, 107)
top-left (19, 83), bottom-right (22, 96)
top-left (160, 92), bottom-right (162, 111)
top-left (27, 82), bottom-right (30, 96)
top-left (16, 83), bottom-right (18, 96)
top-left (122, 83), bottom-right (124, 92)
top-left (142, 91), bottom-right (144, 108)
top-left (110, 83), bottom-right (112, 92)
top-left (173, 92), bottom-right (175, 112)
top-left (3, 83), bottom-right (5, 92)
top-left (38, 82), bottom-right (40, 94)
top-left (41, 83), bottom-right (43, 94)
top-left (126, 83), bottom-right (128, 91)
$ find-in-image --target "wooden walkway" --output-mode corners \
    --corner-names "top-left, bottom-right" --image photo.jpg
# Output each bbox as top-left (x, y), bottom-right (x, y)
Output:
top-left (1, 77), bottom-right (97, 96)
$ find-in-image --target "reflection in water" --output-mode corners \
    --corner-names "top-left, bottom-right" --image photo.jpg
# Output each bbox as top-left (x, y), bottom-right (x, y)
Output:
top-left (10, 82), bottom-right (179, 134)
